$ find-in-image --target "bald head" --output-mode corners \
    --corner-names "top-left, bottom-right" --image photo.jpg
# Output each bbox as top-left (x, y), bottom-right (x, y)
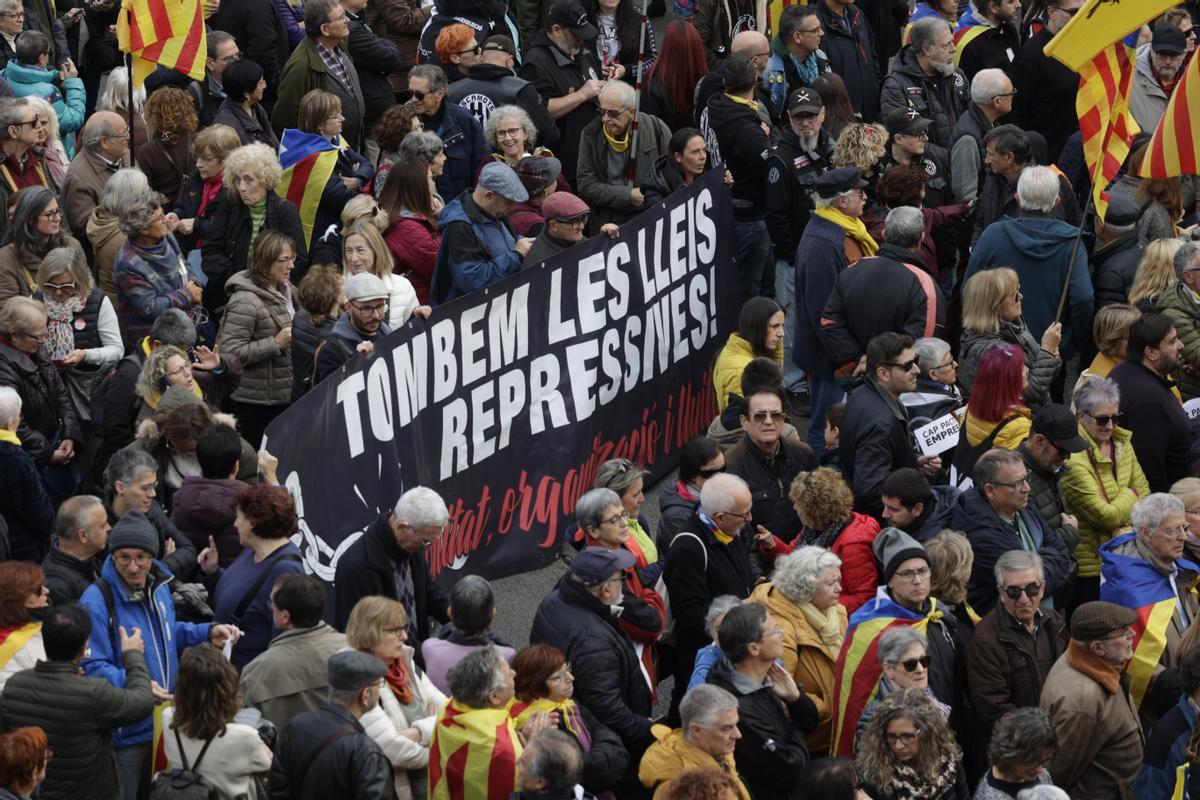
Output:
top-left (83, 111), bottom-right (130, 158)
top-left (699, 473), bottom-right (753, 535)
top-left (731, 31), bottom-right (768, 56)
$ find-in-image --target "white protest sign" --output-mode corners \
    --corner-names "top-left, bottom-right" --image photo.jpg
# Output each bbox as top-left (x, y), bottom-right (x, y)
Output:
top-left (915, 412), bottom-right (961, 456)
top-left (1185, 398), bottom-right (1200, 420)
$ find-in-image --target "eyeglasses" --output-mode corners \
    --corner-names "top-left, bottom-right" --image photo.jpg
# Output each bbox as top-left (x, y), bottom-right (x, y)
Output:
top-left (547, 664), bottom-right (573, 682)
top-left (698, 466), bottom-right (724, 479)
top-left (988, 474), bottom-right (1031, 491)
top-left (457, 44), bottom-right (482, 56)
top-left (751, 410), bottom-right (787, 424)
top-left (351, 302), bottom-right (388, 317)
top-left (409, 90), bottom-right (432, 102)
top-left (886, 731), bottom-right (920, 746)
top-left (760, 625), bottom-right (785, 640)
top-left (382, 625), bottom-right (407, 637)
top-left (894, 566), bottom-right (930, 582)
top-left (1002, 582), bottom-right (1043, 599)
top-left (14, 118), bottom-right (42, 128)
top-left (276, 254), bottom-right (297, 264)
top-left (932, 358), bottom-right (957, 372)
top-left (166, 363), bottom-right (193, 379)
top-left (113, 553), bottom-right (153, 566)
top-left (994, 90), bottom-right (1019, 98)
top-left (895, 655), bottom-right (930, 672)
top-left (495, 127), bottom-right (523, 140)
top-left (1051, 4), bottom-right (1079, 16)
top-left (552, 216), bottom-right (589, 229)
top-left (196, 153), bottom-right (220, 163)
top-left (1087, 412), bottom-right (1121, 427)
top-left (0, 10), bottom-right (24, 17)
top-left (722, 508), bottom-right (752, 522)
top-left (599, 512), bottom-right (627, 527)
top-left (904, 131), bottom-right (930, 141)
top-left (798, 25), bottom-right (822, 34)
top-left (600, 107), bottom-right (630, 119)
top-left (883, 358), bottom-right (920, 372)
top-left (43, 280), bottom-right (77, 294)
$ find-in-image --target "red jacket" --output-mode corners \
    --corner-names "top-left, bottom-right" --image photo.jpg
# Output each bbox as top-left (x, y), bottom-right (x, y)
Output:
top-left (384, 212), bottom-right (440, 304)
top-left (759, 512), bottom-right (881, 613)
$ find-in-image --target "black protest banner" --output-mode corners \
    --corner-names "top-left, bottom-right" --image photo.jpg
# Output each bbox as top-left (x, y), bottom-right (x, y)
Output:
top-left (264, 168), bottom-right (737, 583)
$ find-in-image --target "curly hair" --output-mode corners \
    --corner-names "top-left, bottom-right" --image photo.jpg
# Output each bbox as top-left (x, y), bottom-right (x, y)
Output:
top-left (660, 767), bottom-right (741, 800)
top-left (771, 546), bottom-right (842, 605)
top-left (345, 596), bottom-right (408, 653)
top-left (135, 345), bottom-right (189, 402)
top-left (143, 86), bottom-right (199, 138)
top-left (373, 104), bottom-right (422, 153)
top-left (485, 105), bottom-right (537, 151)
top-left (0, 562), bottom-right (43, 627)
top-left (435, 23), bottom-right (477, 64)
top-left (297, 265), bottom-right (343, 324)
top-left (856, 688), bottom-right (961, 791)
top-left (877, 164), bottom-right (928, 208)
top-left (235, 484), bottom-right (297, 540)
top-left (511, 643), bottom-right (567, 702)
top-left (222, 143), bottom-right (283, 196)
top-left (117, 191), bottom-right (169, 239)
top-left (788, 468), bottom-right (853, 531)
top-left (924, 530), bottom-right (973, 605)
top-left (832, 122), bottom-right (889, 174)
top-left (172, 644), bottom-right (242, 740)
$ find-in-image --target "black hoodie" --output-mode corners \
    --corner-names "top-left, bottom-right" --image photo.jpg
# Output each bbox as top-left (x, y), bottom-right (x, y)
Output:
top-left (417, 0), bottom-right (513, 64)
top-left (704, 92), bottom-right (770, 221)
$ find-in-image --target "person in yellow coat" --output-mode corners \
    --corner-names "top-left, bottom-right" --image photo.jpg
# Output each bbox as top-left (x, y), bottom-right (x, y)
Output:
top-left (1060, 377), bottom-right (1150, 612)
top-left (638, 684), bottom-right (752, 800)
top-left (749, 546), bottom-right (848, 756)
top-left (712, 297), bottom-right (785, 413)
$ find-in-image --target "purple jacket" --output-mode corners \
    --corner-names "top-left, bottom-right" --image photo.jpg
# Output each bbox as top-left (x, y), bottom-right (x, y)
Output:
top-left (273, 0), bottom-right (305, 47)
top-left (170, 476), bottom-right (248, 566)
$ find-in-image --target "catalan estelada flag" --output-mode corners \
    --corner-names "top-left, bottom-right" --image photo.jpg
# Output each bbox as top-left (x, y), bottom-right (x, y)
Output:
top-left (429, 699), bottom-right (521, 800)
top-left (277, 129), bottom-right (340, 252)
top-left (1072, 31), bottom-right (1140, 222)
top-left (117, 0), bottom-right (206, 84)
top-left (829, 593), bottom-right (937, 757)
top-left (1043, 0), bottom-right (1176, 72)
top-left (951, 6), bottom-right (992, 66)
top-left (1139, 43), bottom-right (1200, 178)
top-left (1099, 532), bottom-right (1198, 707)
top-left (149, 702), bottom-right (173, 777)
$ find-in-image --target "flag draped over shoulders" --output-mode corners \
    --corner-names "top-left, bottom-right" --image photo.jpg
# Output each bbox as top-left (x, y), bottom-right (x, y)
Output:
top-left (429, 698), bottom-right (522, 800)
top-left (277, 129), bottom-right (340, 252)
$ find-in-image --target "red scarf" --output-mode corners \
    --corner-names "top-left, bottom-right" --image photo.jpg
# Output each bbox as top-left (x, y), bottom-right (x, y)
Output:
top-left (194, 173), bottom-right (224, 248)
top-left (362, 648), bottom-right (413, 704)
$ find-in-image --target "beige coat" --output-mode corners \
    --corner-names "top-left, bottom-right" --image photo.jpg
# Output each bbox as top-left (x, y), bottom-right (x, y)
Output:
top-left (216, 270), bottom-right (294, 406)
top-left (61, 147), bottom-right (120, 240)
top-left (239, 623), bottom-right (347, 731)
top-left (87, 207), bottom-right (125, 305)
top-left (0, 236), bottom-right (86, 305)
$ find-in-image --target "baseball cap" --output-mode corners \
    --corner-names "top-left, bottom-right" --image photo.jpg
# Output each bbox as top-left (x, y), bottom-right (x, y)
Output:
top-left (542, 191), bottom-right (589, 221)
top-left (883, 107), bottom-right (934, 138)
top-left (1152, 25), bottom-right (1188, 54)
top-left (1030, 404), bottom-right (1088, 454)
top-left (548, 0), bottom-right (598, 41)
top-left (786, 87), bottom-right (824, 117)
top-left (482, 35), bottom-right (516, 56)
top-left (344, 272), bottom-right (390, 302)
top-left (478, 161), bottom-right (529, 203)
top-left (570, 547), bottom-right (636, 586)
top-left (515, 155), bottom-right (562, 197)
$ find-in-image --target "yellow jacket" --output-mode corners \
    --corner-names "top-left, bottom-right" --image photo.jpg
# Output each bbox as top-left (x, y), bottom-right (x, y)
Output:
top-left (1059, 425), bottom-right (1149, 578)
top-left (964, 406), bottom-right (1031, 450)
top-left (712, 333), bottom-right (784, 412)
top-left (749, 582), bottom-right (848, 754)
top-left (638, 725), bottom-right (751, 800)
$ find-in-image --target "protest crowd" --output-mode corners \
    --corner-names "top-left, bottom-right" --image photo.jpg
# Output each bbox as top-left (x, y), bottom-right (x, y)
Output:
top-left (3, 0), bottom-right (1200, 798)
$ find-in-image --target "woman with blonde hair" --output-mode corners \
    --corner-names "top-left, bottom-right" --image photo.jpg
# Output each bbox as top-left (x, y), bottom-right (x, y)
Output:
top-left (310, 193), bottom-right (390, 265)
top-left (832, 122), bottom-right (890, 181)
top-left (856, 688), bottom-right (969, 800)
top-left (341, 221), bottom-right (426, 330)
top-left (958, 267), bottom-right (1061, 405)
top-left (924, 530), bottom-right (978, 627)
top-left (345, 595), bottom-right (446, 800)
top-left (1128, 238), bottom-right (1183, 309)
top-left (1171, 477), bottom-right (1200, 565)
top-left (25, 97), bottom-right (68, 187)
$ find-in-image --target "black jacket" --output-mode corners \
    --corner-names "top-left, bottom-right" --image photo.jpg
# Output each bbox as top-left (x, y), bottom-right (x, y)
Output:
top-left (706, 657), bottom-right (816, 800)
top-left (201, 192), bottom-right (307, 312)
top-left (529, 574), bottom-right (655, 758)
top-left (291, 308), bottom-right (336, 401)
top-left (907, 484), bottom-right (962, 543)
top-left (347, 9), bottom-right (400, 130)
top-left (839, 378), bottom-right (919, 519)
top-left (639, 154), bottom-right (687, 210)
top-left (765, 127), bottom-right (835, 257)
top-left (0, 439), bottom-right (54, 562)
top-left (948, 488), bottom-right (1074, 617)
top-left (820, 243), bottom-right (946, 366)
top-left (333, 513), bottom-right (450, 637)
top-left (0, 654), bottom-right (154, 800)
top-left (417, 0), bottom-right (511, 63)
top-left (211, 100), bottom-right (280, 149)
top-left (704, 92), bottom-right (770, 222)
top-left (1017, 442), bottom-right (1080, 555)
top-left (956, 18), bottom-right (1020, 81)
top-left (725, 434), bottom-right (815, 542)
top-left (814, 0), bottom-right (880, 121)
top-left (208, 0), bottom-right (290, 108)
top-left (656, 481), bottom-right (700, 555)
top-left (1009, 28), bottom-right (1081, 163)
top-left (1091, 229), bottom-right (1145, 309)
top-left (447, 63), bottom-right (560, 151)
top-left (171, 169), bottom-right (230, 252)
top-left (42, 544), bottom-right (102, 606)
top-left (269, 702), bottom-right (394, 800)
top-left (104, 501), bottom-right (198, 582)
top-left (879, 45), bottom-right (970, 150)
top-left (519, 30), bottom-right (602, 182)
top-left (0, 339), bottom-right (82, 464)
top-left (1110, 360), bottom-right (1193, 492)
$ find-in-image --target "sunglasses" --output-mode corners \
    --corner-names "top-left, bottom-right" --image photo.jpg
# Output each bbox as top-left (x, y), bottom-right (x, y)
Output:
top-left (896, 655), bottom-right (930, 672)
top-left (884, 358), bottom-right (920, 372)
top-left (1088, 412), bottom-right (1122, 426)
top-left (1002, 582), bottom-right (1043, 600)
top-left (751, 410), bottom-right (787, 424)
top-left (698, 467), bottom-right (724, 479)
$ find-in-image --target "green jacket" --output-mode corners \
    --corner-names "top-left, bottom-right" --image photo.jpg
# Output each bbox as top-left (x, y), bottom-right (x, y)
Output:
top-left (271, 37), bottom-right (366, 151)
top-left (1156, 280), bottom-right (1200, 400)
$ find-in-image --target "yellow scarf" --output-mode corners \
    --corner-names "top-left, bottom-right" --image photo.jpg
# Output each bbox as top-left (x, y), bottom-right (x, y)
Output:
top-left (0, 428), bottom-right (20, 447)
top-left (510, 697), bottom-right (586, 739)
top-left (146, 380), bottom-right (204, 410)
top-left (814, 205), bottom-right (879, 257)
top-left (798, 602), bottom-right (844, 658)
top-left (723, 92), bottom-right (761, 113)
top-left (603, 126), bottom-right (630, 153)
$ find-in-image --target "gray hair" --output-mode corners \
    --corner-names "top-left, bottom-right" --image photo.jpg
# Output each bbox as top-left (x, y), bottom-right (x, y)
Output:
top-left (970, 68), bottom-right (1011, 106)
top-left (83, 112), bottom-right (125, 151)
top-left (521, 730), bottom-right (582, 792)
top-left (24, 96), bottom-right (58, 144)
top-left (884, 206), bottom-right (924, 249)
top-left (600, 80), bottom-right (636, 111)
top-left (699, 473), bottom-right (750, 516)
top-left (409, 63), bottom-right (448, 93)
top-left (98, 67), bottom-right (145, 113)
top-left (303, 0), bottom-right (340, 38)
top-left (0, 296), bottom-right (44, 337)
top-left (771, 546), bottom-right (842, 605)
top-left (55, 495), bottom-right (104, 542)
top-left (680, 684), bottom-right (739, 740)
top-left (485, 105), bottom-right (537, 150)
top-left (0, 385), bottom-right (20, 427)
top-left (1016, 788), bottom-right (1070, 800)
top-left (813, 189), bottom-right (857, 210)
top-left (393, 486), bottom-right (449, 530)
top-left (975, 448), bottom-right (1024, 487)
top-left (0, 0), bottom-right (19, 15)
top-left (909, 16), bottom-right (946, 57)
top-left (103, 445), bottom-right (157, 492)
top-left (594, 458), bottom-right (646, 497)
top-left (989, 707), bottom-right (1058, 772)
top-left (117, 192), bottom-right (168, 238)
top-left (878, 626), bottom-right (927, 665)
top-left (1131, 493), bottom-right (1186, 533)
top-left (704, 595), bottom-right (742, 638)
top-left (574, 488), bottom-right (622, 532)
top-left (37, 246), bottom-right (92, 297)
top-left (0, 97), bottom-right (30, 138)
top-left (1071, 376), bottom-right (1120, 416)
top-left (448, 575), bottom-right (495, 635)
top-left (400, 130), bottom-right (445, 164)
top-left (149, 308), bottom-right (197, 348)
top-left (99, 168), bottom-right (151, 215)
top-left (1016, 166), bottom-right (1059, 213)
top-left (993, 550), bottom-right (1044, 586)
top-left (912, 337), bottom-right (952, 377)
top-left (446, 645), bottom-right (507, 708)
top-left (1173, 241), bottom-right (1200, 279)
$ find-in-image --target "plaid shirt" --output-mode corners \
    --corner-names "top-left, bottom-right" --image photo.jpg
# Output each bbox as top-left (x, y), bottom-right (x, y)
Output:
top-left (316, 42), bottom-right (352, 94)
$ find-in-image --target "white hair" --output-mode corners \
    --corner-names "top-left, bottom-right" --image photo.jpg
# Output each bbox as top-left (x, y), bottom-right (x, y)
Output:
top-left (699, 473), bottom-right (750, 517)
top-left (600, 79), bottom-right (636, 111)
top-left (1131, 493), bottom-right (1185, 534)
top-left (680, 684), bottom-right (739, 739)
top-left (1016, 166), bottom-right (1059, 213)
top-left (912, 337), bottom-right (952, 376)
top-left (884, 206), bottom-right (924, 249)
top-left (0, 386), bottom-right (20, 427)
top-left (970, 68), bottom-right (1011, 106)
top-left (393, 486), bottom-right (449, 529)
top-left (772, 546), bottom-right (842, 604)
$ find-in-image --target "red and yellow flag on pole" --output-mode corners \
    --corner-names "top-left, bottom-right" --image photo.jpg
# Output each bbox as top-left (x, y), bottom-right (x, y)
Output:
top-left (1139, 45), bottom-right (1200, 178)
top-left (1044, 0), bottom-right (1175, 72)
top-left (117, 0), bottom-right (206, 84)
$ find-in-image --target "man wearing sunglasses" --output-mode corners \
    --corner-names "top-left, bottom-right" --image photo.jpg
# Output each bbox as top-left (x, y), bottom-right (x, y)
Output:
top-left (967, 550), bottom-right (1068, 761)
top-left (950, 448), bottom-right (1073, 617)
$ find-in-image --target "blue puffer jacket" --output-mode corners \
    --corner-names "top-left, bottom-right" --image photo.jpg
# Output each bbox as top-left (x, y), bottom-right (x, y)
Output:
top-left (2, 61), bottom-right (85, 156)
top-left (431, 192), bottom-right (521, 305)
top-left (79, 556), bottom-right (211, 748)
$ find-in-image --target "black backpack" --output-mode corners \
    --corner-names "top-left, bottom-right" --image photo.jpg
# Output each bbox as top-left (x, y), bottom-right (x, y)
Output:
top-left (88, 353), bottom-right (143, 428)
top-left (147, 728), bottom-right (218, 800)
top-left (951, 413), bottom-right (1021, 485)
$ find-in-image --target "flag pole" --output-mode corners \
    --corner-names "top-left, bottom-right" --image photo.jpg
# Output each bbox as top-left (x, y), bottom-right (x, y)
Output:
top-left (124, 6), bottom-right (136, 163)
top-left (626, 0), bottom-right (649, 188)
top-left (1055, 194), bottom-right (1093, 324)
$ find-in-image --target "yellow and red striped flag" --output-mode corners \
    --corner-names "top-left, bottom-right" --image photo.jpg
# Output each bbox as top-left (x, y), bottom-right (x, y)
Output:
top-left (276, 129), bottom-right (341, 251)
top-left (1044, 0), bottom-right (1175, 72)
top-left (1074, 31), bottom-right (1140, 222)
top-left (429, 699), bottom-right (521, 800)
top-left (117, 0), bottom-right (206, 84)
top-left (1138, 45), bottom-right (1200, 178)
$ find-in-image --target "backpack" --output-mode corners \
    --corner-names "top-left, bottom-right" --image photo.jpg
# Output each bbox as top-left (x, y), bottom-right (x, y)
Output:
top-left (950, 413), bottom-right (1021, 485)
top-left (653, 531), bottom-right (707, 640)
top-left (147, 728), bottom-right (218, 800)
top-left (88, 353), bottom-right (143, 428)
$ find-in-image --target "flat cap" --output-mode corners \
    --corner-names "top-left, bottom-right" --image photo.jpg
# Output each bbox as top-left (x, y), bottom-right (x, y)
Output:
top-left (344, 272), bottom-right (390, 302)
top-left (569, 547), bottom-right (635, 587)
top-left (1070, 601), bottom-right (1137, 642)
top-left (1103, 194), bottom-right (1140, 227)
top-left (478, 161), bottom-right (529, 203)
top-left (542, 191), bottom-right (589, 220)
top-left (328, 650), bottom-right (388, 690)
top-left (813, 166), bottom-right (868, 199)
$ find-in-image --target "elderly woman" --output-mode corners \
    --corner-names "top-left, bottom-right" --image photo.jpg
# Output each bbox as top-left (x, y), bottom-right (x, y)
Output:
top-left (291, 265), bottom-right (342, 401)
top-left (134, 347), bottom-right (218, 419)
top-left (112, 192), bottom-right (201, 347)
top-left (203, 143), bottom-right (306, 313)
top-left (924, 531), bottom-right (978, 627)
top-left (962, 345), bottom-right (1032, 453)
top-left (0, 387), bottom-right (54, 562)
top-left (342, 221), bottom-right (424, 331)
top-left (758, 468), bottom-right (879, 612)
top-left (169, 124), bottom-right (241, 254)
top-left (510, 643), bottom-right (627, 796)
top-left (594, 457), bottom-right (659, 569)
top-left (295, 90), bottom-right (374, 251)
top-left (0, 562), bottom-right (48, 690)
top-left (856, 627), bottom-right (951, 742)
top-left (197, 484), bottom-right (304, 667)
top-left (1170, 478), bottom-right (1200, 565)
top-left (977, 708), bottom-right (1058, 799)
top-left (0, 187), bottom-right (86, 304)
top-left (749, 546), bottom-right (847, 755)
top-left (216, 231), bottom-right (297, 447)
top-left (400, 131), bottom-right (448, 203)
top-left (211, 58), bottom-right (278, 149)
top-left (480, 105), bottom-right (557, 171)
top-left (372, 104), bottom-right (422, 199)
top-left (89, 169), bottom-right (150, 304)
top-left (381, 159), bottom-right (442, 305)
top-left (346, 596), bottom-right (447, 800)
top-left (33, 246), bottom-right (122, 422)
top-left (136, 86), bottom-right (198, 204)
top-left (713, 297), bottom-right (784, 413)
top-left (959, 268), bottom-right (1061, 406)
top-left (1060, 377), bottom-right (1149, 609)
top-left (856, 688), bottom-right (969, 800)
